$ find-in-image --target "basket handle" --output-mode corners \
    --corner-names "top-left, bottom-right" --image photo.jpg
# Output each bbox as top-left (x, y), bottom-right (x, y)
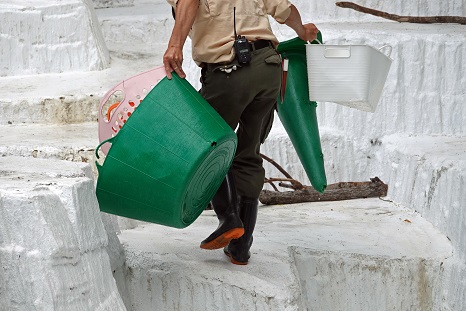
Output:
top-left (378, 45), bottom-right (393, 57)
top-left (95, 136), bottom-right (116, 160)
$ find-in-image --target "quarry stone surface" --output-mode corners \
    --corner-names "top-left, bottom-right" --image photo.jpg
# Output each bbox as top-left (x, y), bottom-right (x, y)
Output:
top-left (119, 199), bottom-right (452, 311)
top-left (0, 0), bottom-right (465, 309)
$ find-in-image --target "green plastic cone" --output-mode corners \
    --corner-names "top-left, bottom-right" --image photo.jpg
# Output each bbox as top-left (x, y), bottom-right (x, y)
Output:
top-left (276, 36), bottom-right (327, 193)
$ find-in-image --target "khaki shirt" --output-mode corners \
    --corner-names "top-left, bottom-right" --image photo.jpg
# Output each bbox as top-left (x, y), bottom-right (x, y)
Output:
top-left (167, 0), bottom-right (292, 64)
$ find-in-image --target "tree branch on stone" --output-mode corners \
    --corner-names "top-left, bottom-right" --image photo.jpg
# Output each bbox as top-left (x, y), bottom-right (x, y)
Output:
top-left (260, 154), bottom-right (388, 205)
top-left (336, 2), bottom-right (466, 25)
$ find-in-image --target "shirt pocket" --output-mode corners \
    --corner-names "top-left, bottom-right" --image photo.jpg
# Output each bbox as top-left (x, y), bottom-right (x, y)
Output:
top-left (204, 0), bottom-right (266, 17)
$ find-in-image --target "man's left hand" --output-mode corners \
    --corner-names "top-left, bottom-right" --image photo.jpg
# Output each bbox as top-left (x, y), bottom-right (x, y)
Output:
top-left (298, 23), bottom-right (319, 42)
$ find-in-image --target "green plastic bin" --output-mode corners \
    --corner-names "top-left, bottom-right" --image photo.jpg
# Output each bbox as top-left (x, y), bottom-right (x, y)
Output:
top-left (95, 73), bottom-right (237, 228)
top-left (277, 36), bottom-right (327, 193)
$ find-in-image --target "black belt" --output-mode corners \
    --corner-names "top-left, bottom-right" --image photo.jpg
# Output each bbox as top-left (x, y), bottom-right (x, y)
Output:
top-left (203, 40), bottom-right (273, 70)
top-left (249, 40), bottom-right (273, 51)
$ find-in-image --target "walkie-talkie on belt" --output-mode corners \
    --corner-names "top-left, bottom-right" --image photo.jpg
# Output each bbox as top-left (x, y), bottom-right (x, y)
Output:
top-left (233, 7), bottom-right (251, 64)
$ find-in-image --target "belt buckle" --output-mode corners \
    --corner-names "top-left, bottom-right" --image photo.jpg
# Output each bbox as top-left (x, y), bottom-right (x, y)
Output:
top-left (219, 65), bottom-right (238, 73)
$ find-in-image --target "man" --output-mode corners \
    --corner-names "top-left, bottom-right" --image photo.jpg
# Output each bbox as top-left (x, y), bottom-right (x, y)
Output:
top-left (163, 0), bottom-right (318, 265)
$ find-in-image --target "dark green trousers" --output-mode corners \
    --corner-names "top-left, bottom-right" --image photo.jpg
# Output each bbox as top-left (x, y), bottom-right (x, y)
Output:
top-left (200, 46), bottom-right (282, 198)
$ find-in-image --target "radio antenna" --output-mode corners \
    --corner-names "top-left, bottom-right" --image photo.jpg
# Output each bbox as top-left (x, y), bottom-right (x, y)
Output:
top-left (234, 7), bottom-right (238, 38)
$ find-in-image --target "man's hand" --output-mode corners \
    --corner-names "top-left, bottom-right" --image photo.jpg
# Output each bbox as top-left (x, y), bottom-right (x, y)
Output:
top-left (285, 5), bottom-right (319, 43)
top-left (163, 0), bottom-right (199, 80)
top-left (298, 23), bottom-right (319, 43)
top-left (163, 45), bottom-right (186, 79)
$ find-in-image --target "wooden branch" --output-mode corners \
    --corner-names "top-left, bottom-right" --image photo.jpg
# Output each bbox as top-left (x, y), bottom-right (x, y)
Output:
top-left (259, 177), bottom-right (388, 205)
top-left (336, 2), bottom-right (466, 25)
top-left (261, 153), bottom-right (294, 179)
top-left (278, 182), bottom-right (295, 189)
top-left (264, 177), bottom-right (304, 190)
top-left (264, 179), bottom-right (280, 191)
top-left (261, 153), bottom-right (304, 190)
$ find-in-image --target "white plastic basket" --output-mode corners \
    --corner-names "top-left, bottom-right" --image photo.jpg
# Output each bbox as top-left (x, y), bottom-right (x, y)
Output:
top-left (306, 42), bottom-right (393, 112)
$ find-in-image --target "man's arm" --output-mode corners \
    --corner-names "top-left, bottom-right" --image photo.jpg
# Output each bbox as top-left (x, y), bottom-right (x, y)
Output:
top-left (284, 4), bottom-right (319, 42)
top-left (163, 0), bottom-right (199, 79)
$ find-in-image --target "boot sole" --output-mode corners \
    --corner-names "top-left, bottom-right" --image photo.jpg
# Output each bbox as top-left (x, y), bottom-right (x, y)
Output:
top-left (199, 228), bottom-right (244, 250)
top-left (223, 249), bottom-right (248, 265)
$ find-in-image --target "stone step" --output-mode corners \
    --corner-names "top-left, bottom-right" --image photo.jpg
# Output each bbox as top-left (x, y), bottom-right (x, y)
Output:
top-left (0, 156), bottom-right (126, 310)
top-left (262, 122), bottom-right (466, 273)
top-left (0, 0), bottom-right (110, 77)
top-left (0, 122), bottom-right (98, 161)
top-left (96, 0), bottom-right (174, 53)
top-left (0, 48), bottom-right (163, 125)
top-left (118, 198), bottom-right (453, 311)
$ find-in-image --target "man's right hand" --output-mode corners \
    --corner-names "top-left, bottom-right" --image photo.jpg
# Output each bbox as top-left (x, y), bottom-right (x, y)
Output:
top-left (162, 0), bottom-right (199, 79)
top-left (163, 45), bottom-right (186, 79)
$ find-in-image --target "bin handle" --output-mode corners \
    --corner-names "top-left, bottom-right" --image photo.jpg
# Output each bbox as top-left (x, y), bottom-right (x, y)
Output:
top-left (309, 39), bottom-right (392, 57)
top-left (307, 39), bottom-right (323, 45)
top-left (95, 136), bottom-right (116, 160)
top-left (378, 45), bottom-right (393, 57)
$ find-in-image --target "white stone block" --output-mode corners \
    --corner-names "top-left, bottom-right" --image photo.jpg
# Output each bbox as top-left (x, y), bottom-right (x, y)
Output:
top-left (381, 135), bottom-right (466, 260)
top-left (293, 249), bottom-right (443, 311)
top-left (97, 0), bottom-right (173, 53)
top-left (263, 129), bottom-right (466, 311)
top-left (0, 0), bottom-right (110, 76)
top-left (0, 157), bottom-right (125, 310)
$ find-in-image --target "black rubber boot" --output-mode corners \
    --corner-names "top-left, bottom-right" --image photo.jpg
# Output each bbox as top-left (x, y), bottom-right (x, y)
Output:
top-left (200, 172), bottom-right (244, 250)
top-left (224, 196), bottom-right (258, 265)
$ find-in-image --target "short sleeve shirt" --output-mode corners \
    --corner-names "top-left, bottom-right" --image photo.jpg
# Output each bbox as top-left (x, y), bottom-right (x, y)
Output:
top-left (167, 0), bottom-right (292, 64)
